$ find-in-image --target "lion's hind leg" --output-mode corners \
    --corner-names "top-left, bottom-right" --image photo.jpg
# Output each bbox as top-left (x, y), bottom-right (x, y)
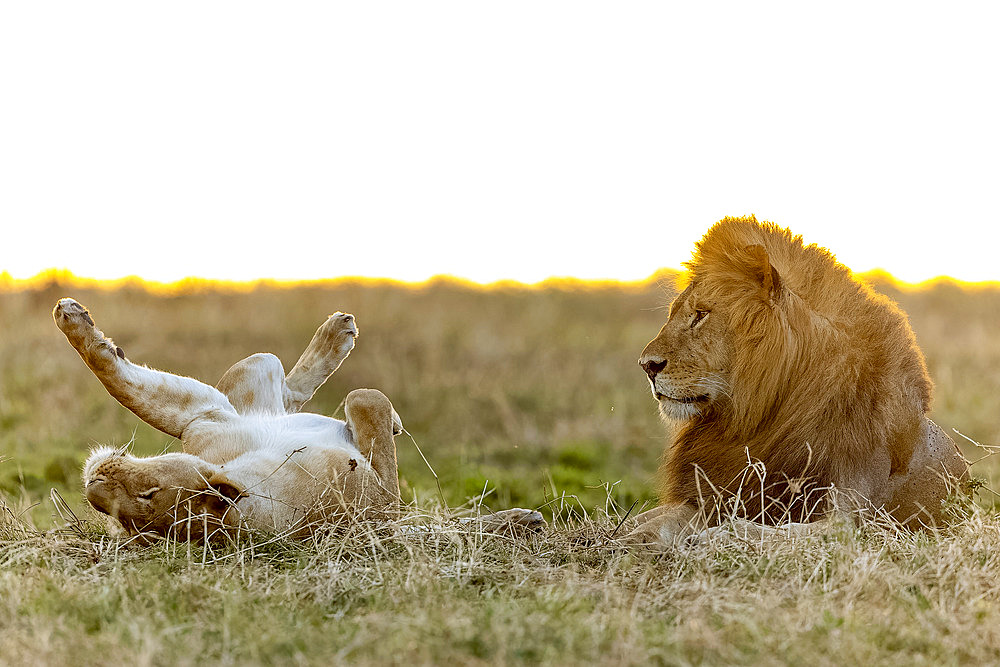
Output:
top-left (344, 388), bottom-right (401, 508)
top-left (218, 309), bottom-right (358, 416)
top-left (217, 353), bottom-right (288, 416)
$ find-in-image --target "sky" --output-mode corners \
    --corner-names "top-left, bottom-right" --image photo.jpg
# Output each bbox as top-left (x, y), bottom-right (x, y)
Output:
top-left (2, 2), bottom-right (998, 285)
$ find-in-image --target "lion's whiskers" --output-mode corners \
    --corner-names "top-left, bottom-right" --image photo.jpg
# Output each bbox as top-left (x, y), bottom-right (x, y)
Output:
top-left (695, 375), bottom-right (732, 402)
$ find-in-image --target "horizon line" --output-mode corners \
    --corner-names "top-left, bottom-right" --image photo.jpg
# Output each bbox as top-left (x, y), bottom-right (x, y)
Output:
top-left (1, 267), bottom-right (997, 295)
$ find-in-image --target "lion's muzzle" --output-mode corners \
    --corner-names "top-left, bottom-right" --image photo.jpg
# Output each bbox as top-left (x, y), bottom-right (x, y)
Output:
top-left (85, 479), bottom-right (113, 516)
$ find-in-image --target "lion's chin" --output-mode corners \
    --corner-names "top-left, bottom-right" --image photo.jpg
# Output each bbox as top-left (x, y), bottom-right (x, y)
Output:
top-left (655, 394), bottom-right (710, 421)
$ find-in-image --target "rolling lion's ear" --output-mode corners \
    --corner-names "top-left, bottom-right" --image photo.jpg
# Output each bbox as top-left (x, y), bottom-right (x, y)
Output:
top-left (736, 244), bottom-right (782, 302)
top-left (206, 471), bottom-right (244, 502)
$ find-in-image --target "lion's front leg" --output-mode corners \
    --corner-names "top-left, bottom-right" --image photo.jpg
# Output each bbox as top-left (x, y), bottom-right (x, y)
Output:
top-left (283, 312), bottom-right (359, 413)
top-left (54, 298), bottom-right (237, 439)
top-left (623, 503), bottom-right (701, 549)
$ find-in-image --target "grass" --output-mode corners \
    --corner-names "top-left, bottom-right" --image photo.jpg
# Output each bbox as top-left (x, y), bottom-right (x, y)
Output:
top-left (3, 275), bottom-right (1000, 664)
top-left (5, 493), bottom-right (1000, 665)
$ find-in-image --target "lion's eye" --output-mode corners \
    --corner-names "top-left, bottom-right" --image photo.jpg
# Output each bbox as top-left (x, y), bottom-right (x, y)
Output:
top-left (691, 310), bottom-right (710, 328)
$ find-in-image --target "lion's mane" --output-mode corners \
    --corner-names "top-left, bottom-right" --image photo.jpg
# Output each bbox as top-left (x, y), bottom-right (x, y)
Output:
top-left (659, 215), bottom-right (932, 521)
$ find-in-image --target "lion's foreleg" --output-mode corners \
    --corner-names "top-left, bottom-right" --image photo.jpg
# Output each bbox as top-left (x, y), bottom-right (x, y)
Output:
top-left (283, 312), bottom-right (358, 413)
top-left (54, 298), bottom-right (237, 438)
top-left (624, 503), bottom-right (702, 549)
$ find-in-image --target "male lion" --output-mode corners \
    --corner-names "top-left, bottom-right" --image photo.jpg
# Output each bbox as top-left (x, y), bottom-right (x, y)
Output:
top-left (630, 216), bottom-right (969, 547)
top-left (54, 298), bottom-right (542, 541)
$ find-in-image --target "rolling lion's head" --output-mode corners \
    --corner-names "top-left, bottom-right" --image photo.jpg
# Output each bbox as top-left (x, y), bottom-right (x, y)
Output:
top-left (640, 217), bottom-right (799, 430)
top-left (83, 446), bottom-right (243, 540)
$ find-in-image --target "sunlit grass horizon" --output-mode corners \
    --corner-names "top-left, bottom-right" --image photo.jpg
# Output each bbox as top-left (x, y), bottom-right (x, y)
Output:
top-left (4, 266), bottom-right (998, 295)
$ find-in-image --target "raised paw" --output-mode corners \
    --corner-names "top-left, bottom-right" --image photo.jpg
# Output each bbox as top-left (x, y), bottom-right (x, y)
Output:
top-left (344, 388), bottom-right (396, 432)
top-left (316, 312), bottom-right (359, 356)
top-left (475, 508), bottom-right (547, 535)
top-left (53, 298), bottom-right (124, 358)
top-left (53, 298), bottom-right (96, 335)
top-left (284, 312), bottom-right (362, 413)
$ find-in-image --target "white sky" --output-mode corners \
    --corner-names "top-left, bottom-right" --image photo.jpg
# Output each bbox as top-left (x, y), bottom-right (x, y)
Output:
top-left (2, 2), bottom-right (998, 284)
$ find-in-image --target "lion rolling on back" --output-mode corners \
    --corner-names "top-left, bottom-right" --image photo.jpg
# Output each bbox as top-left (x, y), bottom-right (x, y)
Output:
top-left (630, 216), bottom-right (969, 547)
top-left (54, 298), bottom-right (545, 542)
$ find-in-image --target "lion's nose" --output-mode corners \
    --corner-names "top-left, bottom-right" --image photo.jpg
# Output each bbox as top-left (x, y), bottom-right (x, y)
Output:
top-left (640, 358), bottom-right (667, 380)
top-left (86, 480), bottom-right (111, 515)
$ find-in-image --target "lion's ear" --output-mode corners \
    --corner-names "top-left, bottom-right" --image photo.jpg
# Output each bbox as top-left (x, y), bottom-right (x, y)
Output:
top-left (206, 471), bottom-right (245, 502)
top-left (736, 244), bottom-right (782, 302)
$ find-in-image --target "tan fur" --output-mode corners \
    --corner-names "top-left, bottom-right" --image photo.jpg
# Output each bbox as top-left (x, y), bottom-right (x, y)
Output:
top-left (632, 216), bottom-right (969, 547)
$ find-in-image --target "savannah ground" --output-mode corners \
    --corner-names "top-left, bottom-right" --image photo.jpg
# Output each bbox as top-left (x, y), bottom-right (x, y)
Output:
top-left (2, 276), bottom-right (1000, 665)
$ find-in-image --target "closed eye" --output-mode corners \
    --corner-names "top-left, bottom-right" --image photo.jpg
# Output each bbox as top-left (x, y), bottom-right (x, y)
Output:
top-left (691, 310), bottom-right (710, 328)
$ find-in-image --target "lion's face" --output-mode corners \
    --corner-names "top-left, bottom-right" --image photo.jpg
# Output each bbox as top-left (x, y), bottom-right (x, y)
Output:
top-left (83, 447), bottom-right (242, 540)
top-left (639, 282), bottom-right (729, 420)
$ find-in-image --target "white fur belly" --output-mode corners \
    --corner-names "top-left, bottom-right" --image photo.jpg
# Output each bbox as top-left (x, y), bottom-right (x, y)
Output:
top-left (188, 412), bottom-right (363, 462)
top-left (247, 412), bottom-right (360, 455)
top-left (218, 414), bottom-right (369, 532)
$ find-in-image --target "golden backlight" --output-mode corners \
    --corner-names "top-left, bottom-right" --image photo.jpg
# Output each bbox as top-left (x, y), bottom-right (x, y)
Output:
top-left (3, 267), bottom-right (997, 297)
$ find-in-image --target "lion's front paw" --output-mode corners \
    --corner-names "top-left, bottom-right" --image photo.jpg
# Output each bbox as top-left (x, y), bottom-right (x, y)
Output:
top-left (317, 312), bottom-right (359, 356)
top-left (621, 523), bottom-right (672, 551)
top-left (621, 514), bottom-right (699, 552)
top-left (476, 508), bottom-right (547, 534)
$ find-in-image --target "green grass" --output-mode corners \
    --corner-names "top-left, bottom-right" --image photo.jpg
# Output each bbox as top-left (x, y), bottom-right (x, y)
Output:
top-left (3, 276), bottom-right (1000, 664)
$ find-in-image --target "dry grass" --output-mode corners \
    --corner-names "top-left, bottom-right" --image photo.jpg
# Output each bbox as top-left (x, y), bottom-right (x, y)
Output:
top-left (3, 276), bottom-right (1000, 664)
top-left (4, 489), bottom-right (1000, 665)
